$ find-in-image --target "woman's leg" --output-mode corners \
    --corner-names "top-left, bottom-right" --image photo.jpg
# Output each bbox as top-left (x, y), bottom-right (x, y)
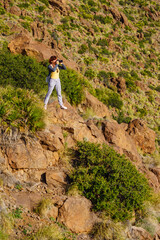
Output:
top-left (55, 78), bottom-right (63, 107)
top-left (44, 79), bottom-right (56, 106)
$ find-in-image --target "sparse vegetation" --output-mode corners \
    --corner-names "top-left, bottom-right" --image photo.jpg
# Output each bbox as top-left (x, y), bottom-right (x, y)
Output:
top-left (0, 0), bottom-right (160, 238)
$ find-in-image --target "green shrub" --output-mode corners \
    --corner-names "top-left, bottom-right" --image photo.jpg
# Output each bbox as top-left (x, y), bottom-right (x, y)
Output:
top-left (97, 71), bottom-right (116, 86)
top-left (21, 21), bottom-right (31, 31)
top-left (0, 49), bottom-right (87, 106)
top-left (97, 70), bottom-right (109, 85)
top-left (84, 68), bottom-right (96, 80)
top-left (113, 111), bottom-right (132, 124)
top-left (130, 70), bottom-right (141, 81)
top-left (0, 86), bottom-right (45, 131)
top-left (0, 7), bottom-right (5, 14)
top-left (60, 68), bottom-right (85, 105)
top-left (118, 71), bottom-right (137, 92)
top-left (83, 56), bottom-right (94, 66)
top-left (0, 20), bottom-right (11, 35)
top-left (94, 88), bottom-right (108, 106)
top-left (126, 79), bottom-right (137, 92)
top-left (18, 3), bottom-right (30, 8)
top-left (107, 92), bottom-right (123, 109)
top-left (141, 70), bottom-right (153, 77)
top-left (94, 15), bottom-right (112, 24)
top-left (155, 86), bottom-right (160, 92)
top-left (97, 38), bottom-right (108, 46)
top-left (36, 5), bottom-right (46, 12)
top-left (78, 44), bottom-right (88, 54)
top-left (0, 48), bottom-right (48, 93)
top-left (137, 107), bottom-right (148, 118)
top-left (69, 141), bottom-right (151, 221)
top-left (93, 88), bottom-right (123, 109)
top-left (100, 48), bottom-right (111, 56)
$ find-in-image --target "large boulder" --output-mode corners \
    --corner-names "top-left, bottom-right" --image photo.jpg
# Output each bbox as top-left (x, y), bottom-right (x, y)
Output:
top-left (46, 169), bottom-right (67, 188)
top-left (8, 33), bottom-right (59, 62)
top-left (102, 120), bottom-right (142, 163)
top-left (110, 77), bottom-right (126, 94)
top-left (58, 196), bottom-right (97, 233)
top-left (9, 6), bottom-right (21, 16)
top-left (11, 192), bottom-right (42, 211)
top-left (149, 168), bottom-right (160, 184)
top-left (127, 119), bottom-right (156, 154)
top-left (5, 137), bottom-right (48, 169)
top-left (37, 126), bottom-right (64, 151)
top-left (109, 3), bottom-right (132, 28)
top-left (141, 166), bottom-right (160, 192)
top-left (49, 0), bottom-right (69, 14)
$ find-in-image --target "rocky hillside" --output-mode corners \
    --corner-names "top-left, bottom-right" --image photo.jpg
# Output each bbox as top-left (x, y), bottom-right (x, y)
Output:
top-left (0, 0), bottom-right (160, 239)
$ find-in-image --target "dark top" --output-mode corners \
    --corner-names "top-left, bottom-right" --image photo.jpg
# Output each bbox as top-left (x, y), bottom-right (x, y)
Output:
top-left (48, 64), bottom-right (66, 75)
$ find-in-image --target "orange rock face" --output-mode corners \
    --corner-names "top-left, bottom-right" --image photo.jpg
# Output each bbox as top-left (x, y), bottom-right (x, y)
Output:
top-left (58, 196), bottom-right (97, 233)
top-left (127, 119), bottom-right (156, 154)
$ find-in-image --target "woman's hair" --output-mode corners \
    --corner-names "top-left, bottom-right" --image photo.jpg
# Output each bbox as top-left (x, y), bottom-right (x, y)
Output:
top-left (49, 56), bottom-right (57, 63)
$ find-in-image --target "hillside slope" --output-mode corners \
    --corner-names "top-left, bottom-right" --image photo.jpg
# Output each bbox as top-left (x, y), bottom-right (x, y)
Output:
top-left (0, 0), bottom-right (160, 239)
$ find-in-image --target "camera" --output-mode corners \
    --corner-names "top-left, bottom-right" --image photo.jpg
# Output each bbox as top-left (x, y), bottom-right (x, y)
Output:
top-left (58, 59), bottom-right (63, 63)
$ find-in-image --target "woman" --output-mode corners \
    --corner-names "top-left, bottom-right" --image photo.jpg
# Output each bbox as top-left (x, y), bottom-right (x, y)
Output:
top-left (44, 55), bottom-right (67, 110)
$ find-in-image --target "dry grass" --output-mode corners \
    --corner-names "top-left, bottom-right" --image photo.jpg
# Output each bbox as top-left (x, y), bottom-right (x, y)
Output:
top-left (34, 198), bottom-right (53, 217)
top-left (91, 215), bottom-right (126, 240)
top-left (30, 224), bottom-right (64, 240)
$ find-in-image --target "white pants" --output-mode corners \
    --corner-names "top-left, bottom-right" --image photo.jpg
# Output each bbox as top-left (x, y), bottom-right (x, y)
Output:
top-left (44, 78), bottom-right (63, 106)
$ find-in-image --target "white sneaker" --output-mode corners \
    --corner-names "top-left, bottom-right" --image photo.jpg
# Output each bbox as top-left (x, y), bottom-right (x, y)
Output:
top-left (44, 104), bottom-right (47, 110)
top-left (61, 105), bottom-right (67, 109)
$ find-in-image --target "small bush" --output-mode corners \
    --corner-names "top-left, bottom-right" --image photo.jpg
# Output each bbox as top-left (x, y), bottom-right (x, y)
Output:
top-left (21, 21), bottom-right (31, 32)
top-left (98, 71), bottom-right (116, 85)
top-left (94, 15), bottom-right (112, 24)
top-left (97, 38), bottom-right (108, 46)
top-left (0, 48), bottom-right (48, 94)
top-left (126, 79), bottom-right (137, 92)
top-left (84, 68), bottom-right (96, 80)
top-left (137, 107), bottom-right (148, 118)
top-left (36, 5), bottom-right (46, 12)
top-left (108, 92), bottom-right (123, 109)
top-left (0, 19), bottom-right (11, 35)
top-left (83, 56), bottom-right (94, 66)
top-left (155, 86), bottom-right (160, 92)
top-left (118, 71), bottom-right (137, 92)
top-left (0, 7), bottom-right (5, 14)
top-left (18, 3), bottom-right (30, 8)
top-left (0, 86), bottom-right (45, 131)
top-left (141, 70), bottom-right (153, 77)
top-left (113, 111), bottom-right (132, 124)
top-left (60, 68), bottom-right (85, 105)
top-left (78, 44), bottom-right (88, 54)
top-left (69, 141), bottom-right (151, 221)
top-left (94, 88), bottom-right (109, 106)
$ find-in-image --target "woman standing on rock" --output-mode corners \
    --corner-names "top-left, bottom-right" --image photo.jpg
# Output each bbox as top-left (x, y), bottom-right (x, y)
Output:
top-left (44, 55), bottom-right (67, 110)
